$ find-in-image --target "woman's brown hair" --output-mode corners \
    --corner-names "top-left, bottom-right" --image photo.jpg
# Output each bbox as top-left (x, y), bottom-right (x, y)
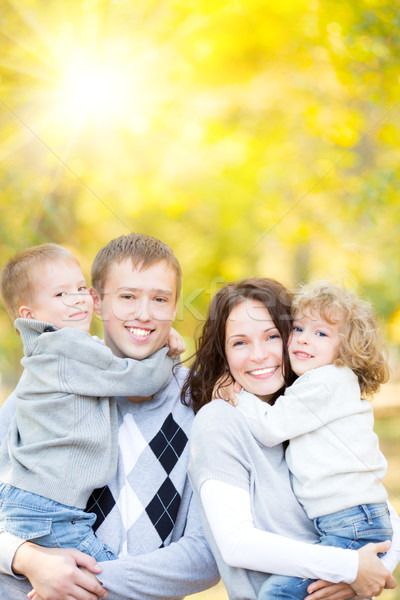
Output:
top-left (182, 278), bottom-right (295, 414)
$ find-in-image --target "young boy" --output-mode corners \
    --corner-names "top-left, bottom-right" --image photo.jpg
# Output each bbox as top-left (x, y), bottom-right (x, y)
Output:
top-left (0, 233), bottom-right (219, 600)
top-left (0, 243), bottom-right (180, 561)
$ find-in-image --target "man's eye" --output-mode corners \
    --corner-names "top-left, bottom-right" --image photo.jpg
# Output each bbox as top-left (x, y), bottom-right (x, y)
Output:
top-left (154, 297), bottom-right (167, 303)
top-left (120, 295), bottom-right (134, 300)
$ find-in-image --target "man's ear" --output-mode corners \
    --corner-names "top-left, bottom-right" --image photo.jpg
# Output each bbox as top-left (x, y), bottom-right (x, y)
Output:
top-left (90, 287), bottom-right (102, 316)
top-left (19, 306), bottom-right (35, 320)
top-left (172, 303), bottom-right (178, 321)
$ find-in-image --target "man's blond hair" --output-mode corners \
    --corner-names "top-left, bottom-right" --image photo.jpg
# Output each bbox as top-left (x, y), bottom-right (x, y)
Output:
top-left (1, 244), bottom-right (79, 321)
top-left (91, 233), bottom-right (182, 300)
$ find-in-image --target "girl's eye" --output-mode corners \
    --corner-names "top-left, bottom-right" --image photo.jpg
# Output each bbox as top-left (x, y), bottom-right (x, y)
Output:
top-left (78, 286), bottom-right (87, 292)
top-left (316, 331), bottom-right (327, 337)
top-left (293, 326), bottom-right (303, 333)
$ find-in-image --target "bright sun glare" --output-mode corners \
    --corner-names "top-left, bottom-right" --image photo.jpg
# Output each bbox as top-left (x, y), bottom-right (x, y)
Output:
top-left (59, 56), bottom-right (128, 124)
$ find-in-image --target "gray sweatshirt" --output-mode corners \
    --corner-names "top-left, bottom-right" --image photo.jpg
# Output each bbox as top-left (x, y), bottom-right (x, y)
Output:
top-left (0, 318), bottom-right (173, 508)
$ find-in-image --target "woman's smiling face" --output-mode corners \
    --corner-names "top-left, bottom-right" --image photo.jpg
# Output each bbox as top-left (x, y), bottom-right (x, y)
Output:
top-left (225, 298), bottom-right (285, 402)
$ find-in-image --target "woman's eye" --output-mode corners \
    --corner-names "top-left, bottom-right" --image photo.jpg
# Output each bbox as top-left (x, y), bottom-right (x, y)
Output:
top-left (233, 340), bottom-right (245, 347)
top-left (268, 333), bottom-right (281, 340)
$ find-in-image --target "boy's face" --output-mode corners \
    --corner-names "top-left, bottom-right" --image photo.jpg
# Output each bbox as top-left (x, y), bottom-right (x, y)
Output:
top-left (20, 260), bottom-right (93, 331)
top-left (289, 309), bottom-right (342, 376)
top-left (91, 259), bottom-right (177, 360)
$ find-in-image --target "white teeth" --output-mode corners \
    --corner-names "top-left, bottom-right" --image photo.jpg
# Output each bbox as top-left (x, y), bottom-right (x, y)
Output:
top-left (249, 367), bottom-right (277, 376)
top-left (127, 327), bottom-right (151, 337)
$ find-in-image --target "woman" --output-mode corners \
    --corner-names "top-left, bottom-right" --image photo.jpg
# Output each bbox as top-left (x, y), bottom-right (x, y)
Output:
top-left (183, 278), bottom-right (398, 600)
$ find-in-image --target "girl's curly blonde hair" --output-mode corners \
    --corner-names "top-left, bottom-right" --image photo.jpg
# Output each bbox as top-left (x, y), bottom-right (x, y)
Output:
top-left (292, 281), bottom-right (390, 398)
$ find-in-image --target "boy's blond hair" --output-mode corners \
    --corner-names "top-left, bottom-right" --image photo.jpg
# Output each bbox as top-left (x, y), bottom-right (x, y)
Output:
top-left (91, 233), bottom-right (182, 301)
top-left (292, 281), bottom-right (390, 397)
top-left (1, 244), bottom-right (79, 322)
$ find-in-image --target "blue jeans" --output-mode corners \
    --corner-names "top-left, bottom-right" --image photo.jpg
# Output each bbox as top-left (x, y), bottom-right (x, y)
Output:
top-left (258, 503), bottom-right (393, 600)
top-left (0, 483), bottom-right (117, 561)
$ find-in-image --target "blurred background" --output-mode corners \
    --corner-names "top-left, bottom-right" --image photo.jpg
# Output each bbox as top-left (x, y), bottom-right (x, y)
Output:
top-left (0, 0), bottom-right (399, 597)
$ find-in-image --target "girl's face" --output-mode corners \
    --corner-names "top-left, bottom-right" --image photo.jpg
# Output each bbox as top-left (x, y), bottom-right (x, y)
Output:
top-left (289, 309), bottom-right (342, 376)
top-left (225, 299), bottom-right (285, 403)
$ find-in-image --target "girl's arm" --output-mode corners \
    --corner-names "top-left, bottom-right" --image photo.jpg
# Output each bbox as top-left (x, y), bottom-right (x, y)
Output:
top-left (200, 479), bottom-right (393, 597)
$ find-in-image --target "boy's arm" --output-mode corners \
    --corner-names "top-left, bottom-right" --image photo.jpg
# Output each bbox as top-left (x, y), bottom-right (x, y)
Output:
top-left (0, 390), bottom-right (17, 442)
top-left (25, 329), bottom-right (174, 398)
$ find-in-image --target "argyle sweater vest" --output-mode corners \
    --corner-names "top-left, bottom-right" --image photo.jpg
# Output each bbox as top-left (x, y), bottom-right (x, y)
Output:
top-left (86, 367), bottom-right (194, 557)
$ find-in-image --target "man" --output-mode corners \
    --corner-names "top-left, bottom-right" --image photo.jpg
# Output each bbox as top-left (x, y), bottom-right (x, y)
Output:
top-left (0, 233), bottom-right (219, 600)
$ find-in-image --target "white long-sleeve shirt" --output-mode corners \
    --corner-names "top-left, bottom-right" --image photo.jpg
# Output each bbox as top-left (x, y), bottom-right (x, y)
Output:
top-left (238, 364), bottom-right (388, 518)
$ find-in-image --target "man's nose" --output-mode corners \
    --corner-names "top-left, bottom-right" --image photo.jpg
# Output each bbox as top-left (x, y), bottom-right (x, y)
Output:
top-left (133, 299), bottom-right (151, 321)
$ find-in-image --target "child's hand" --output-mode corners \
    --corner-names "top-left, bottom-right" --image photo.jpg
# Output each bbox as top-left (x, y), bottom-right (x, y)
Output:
top-left (167, 327), bottom-right (186, 359)
top-left (212, 374), bottom-right (242, 407)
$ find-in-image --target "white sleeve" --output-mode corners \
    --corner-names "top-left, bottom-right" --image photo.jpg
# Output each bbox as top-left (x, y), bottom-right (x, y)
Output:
top-left (200, 479), bottom-right (359, 583)
top-left (381, 502), bottom-right (400, 573)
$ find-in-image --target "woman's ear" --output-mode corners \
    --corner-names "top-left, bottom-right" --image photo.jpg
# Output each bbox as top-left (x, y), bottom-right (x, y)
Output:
top-left (19, 306), bottom-right (35, 320)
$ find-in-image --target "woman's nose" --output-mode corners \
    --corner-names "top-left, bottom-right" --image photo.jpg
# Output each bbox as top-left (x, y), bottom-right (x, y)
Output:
top-left (250, 344), bottom-right (269, 362)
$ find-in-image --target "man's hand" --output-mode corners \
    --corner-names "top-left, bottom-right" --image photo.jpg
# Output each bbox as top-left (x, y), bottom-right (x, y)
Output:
top-left (352, 541), bottom-right (395, 598)
top-left (13, 542), bottom-right (108, 600)
top-left (305, 580), bottom-right (356, 600)
top-left (167, 327), bottom-right (186, 358)
top-left (212, 374), bottom-right (241, 406)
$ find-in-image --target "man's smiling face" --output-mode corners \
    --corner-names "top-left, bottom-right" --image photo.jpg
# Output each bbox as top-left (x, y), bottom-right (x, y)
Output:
top-left (91, 258), bottom-right (177, 360)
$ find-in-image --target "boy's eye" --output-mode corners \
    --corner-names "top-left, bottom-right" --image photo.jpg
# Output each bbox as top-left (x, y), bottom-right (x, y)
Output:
top-left (56, 292), bottom-right (67, 297)
top-left (78, 286), bottom-right (87, 292)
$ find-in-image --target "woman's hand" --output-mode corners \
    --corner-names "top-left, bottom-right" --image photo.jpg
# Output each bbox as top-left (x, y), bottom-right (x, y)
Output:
top-left (12, 542), bottom-right (107, 600)
top-left (352, 541), bottom-right (396, 598)
top-left (167, 327), bottom-right (186, 358)
top-left (212, 374), bottom-right (241, 406)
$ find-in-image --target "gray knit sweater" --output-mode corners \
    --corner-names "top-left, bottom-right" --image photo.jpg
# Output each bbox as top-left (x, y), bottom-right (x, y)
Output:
top-left (0, 318), bottom-right (173, 508)
top-left (189, 400), bottom-right (318, 600)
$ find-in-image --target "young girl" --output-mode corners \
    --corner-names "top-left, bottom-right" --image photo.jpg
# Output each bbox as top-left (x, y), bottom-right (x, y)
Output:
top-left (235, 281), bottom-right (393, 600)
